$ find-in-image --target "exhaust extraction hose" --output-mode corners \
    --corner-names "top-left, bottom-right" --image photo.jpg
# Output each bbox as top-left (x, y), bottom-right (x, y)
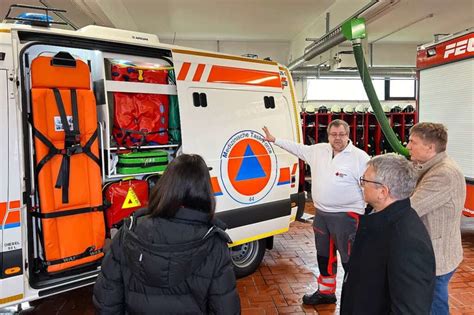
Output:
top-left (352, 39), bottom-right (409, 157)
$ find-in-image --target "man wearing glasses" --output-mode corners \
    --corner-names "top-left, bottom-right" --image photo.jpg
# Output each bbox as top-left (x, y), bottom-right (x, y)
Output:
top-left (341, 153), bottom-right (435, 314)
top-left (263, 119), bottom-right (369, 305)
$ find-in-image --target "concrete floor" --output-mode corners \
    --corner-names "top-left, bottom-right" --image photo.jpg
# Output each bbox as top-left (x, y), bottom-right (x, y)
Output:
top-left (12, 203), bottom-right (474, 314)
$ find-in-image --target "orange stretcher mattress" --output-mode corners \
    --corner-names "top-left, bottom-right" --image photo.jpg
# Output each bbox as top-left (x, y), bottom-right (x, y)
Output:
top-left (30, 54), bottom-right (105, 273)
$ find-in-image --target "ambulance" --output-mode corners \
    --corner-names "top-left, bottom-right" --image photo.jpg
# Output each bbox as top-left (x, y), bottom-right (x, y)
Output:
top-left (0, 5), bottom-right (304, 307)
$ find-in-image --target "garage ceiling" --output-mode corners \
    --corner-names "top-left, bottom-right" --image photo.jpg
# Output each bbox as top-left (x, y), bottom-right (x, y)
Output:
top-left (1, 0), bottom-right (473, 44)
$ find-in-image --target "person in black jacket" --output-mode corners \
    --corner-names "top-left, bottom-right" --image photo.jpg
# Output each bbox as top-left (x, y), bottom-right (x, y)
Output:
top-left (93, 154), bottom-right (241, 314)
top-left (341, 153), bottom-right (435, 315)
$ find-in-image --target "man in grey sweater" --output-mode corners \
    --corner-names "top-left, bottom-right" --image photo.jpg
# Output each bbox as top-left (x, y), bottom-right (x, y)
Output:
top-left (408, 122), bottom-right (467, 315)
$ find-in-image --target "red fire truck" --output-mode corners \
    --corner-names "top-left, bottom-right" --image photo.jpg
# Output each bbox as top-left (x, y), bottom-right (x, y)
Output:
top-left (416, 28), bottom-right (474, 216)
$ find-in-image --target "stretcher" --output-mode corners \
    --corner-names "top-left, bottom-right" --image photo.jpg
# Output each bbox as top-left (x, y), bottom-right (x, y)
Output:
top-left (30, 52), bottom-right (105, 273)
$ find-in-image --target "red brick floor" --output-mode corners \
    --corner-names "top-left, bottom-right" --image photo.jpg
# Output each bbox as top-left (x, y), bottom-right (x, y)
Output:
top-left (238, 219), bottom-right (341, 315)
top-left (239, 209), bottom-right (474, 315)
top-left (11, 204), bottom-right (474, 314)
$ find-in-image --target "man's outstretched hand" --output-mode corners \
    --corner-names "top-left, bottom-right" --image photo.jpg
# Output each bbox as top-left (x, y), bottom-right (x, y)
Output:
top-left (262, 126), bottom-right (276, 142)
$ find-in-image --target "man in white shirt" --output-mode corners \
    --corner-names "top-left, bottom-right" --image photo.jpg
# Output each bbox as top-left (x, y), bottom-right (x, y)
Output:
top-left (263, 119), bottom-right (369, 305)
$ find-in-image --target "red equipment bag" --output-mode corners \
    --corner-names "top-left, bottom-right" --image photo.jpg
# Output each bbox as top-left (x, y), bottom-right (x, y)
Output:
top-left (111, 64), bottom-right (169, 147)
top-left (103, 179), bottom-right (149, 229)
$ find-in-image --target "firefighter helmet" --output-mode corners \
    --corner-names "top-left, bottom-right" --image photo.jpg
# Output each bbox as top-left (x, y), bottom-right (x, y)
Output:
top-left (305, 105), bottom-right (315, 113)
top-left (355, 104), bottom-right (366, 113)
top-left (402, 104), bottom-right (415, 112)
top-left (390, 105), bottom-right (402, 113)
top-left (343, 105), bottom-right (354, 113)
top-left (330, 105), bottom-right (342, 113)
top-left (318, 105), bottom-right (328, 113)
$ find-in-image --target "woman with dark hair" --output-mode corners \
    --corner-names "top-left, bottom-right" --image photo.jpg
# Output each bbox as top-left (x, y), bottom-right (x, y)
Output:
top-left (93, 154), bottom-right (240, 314)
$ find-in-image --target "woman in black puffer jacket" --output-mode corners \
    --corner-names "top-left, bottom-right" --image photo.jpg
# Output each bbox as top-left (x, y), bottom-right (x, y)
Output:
top-left (93, 154), bottom-right (241, 314)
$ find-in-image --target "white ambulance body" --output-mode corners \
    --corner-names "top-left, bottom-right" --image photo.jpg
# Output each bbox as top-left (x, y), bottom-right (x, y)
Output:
top-left (0, 19), bottom-right (303, 307)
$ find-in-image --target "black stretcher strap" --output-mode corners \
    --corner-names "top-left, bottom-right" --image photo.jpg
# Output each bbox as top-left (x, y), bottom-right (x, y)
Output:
top-left (33, 88), bottom-right (100, 204)
top-left (82, 130), bottom-right (100, 165)
top-left (33, 126), bottom-right (61, 175)
top-left (117, 128), bottom-right (169, 149)
top-left (42, 246), bottom-right (103, 267)
top-left (53, 88), bottom-right (79, 204)
top-left (31, 205), bottom-right (103, 219)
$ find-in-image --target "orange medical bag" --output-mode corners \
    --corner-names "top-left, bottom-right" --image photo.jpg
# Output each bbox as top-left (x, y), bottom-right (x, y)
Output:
top-left (30, 52), bottom-right (105, 273)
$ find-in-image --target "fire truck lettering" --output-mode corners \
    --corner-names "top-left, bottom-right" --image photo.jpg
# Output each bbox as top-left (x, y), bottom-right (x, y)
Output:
top-left (468, 38), bottom-right (474, 52)
top-left (444, 43), bottom-right (456, 58)
top-left (444, 38), bottom-right (474, 58)
top-left (454, 40), bottom-right (468, 56)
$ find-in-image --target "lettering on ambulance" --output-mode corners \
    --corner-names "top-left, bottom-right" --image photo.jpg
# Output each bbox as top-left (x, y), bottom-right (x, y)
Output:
top-left (444, 37), bottom-right (474, 58)
top-left (220, 130), bottom-right (277, 204)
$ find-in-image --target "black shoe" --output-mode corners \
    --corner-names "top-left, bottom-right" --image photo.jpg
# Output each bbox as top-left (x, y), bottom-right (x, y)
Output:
top-left (302, 290), bottom-right (337, 305)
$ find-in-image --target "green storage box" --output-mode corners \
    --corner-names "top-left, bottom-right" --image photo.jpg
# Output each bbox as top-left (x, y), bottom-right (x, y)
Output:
top-left (117, 150), bottom-right (168, 174)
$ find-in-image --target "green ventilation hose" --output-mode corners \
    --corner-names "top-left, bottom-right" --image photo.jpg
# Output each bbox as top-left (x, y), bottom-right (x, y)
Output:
top-left (351, 39), bottom-right (409, 156)
top-left (340, 17), bottom-right (409, 157)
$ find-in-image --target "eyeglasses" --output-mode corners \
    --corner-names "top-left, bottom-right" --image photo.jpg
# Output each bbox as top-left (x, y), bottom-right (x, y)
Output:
top-left (328, 133), bottom-right (348, 138)
top-left (359, 176), bottom-right (384, 187)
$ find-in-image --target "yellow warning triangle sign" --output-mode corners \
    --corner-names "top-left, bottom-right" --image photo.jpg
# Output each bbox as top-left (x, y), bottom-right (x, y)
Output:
top-left (122, 187), bottom-right (141, 209)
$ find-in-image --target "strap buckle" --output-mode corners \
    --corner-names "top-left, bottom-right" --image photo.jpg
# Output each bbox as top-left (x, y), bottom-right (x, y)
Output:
top-left (65, 132), bottom-right (80, 147)
top-left (60, 143), bottom-right (83, 156)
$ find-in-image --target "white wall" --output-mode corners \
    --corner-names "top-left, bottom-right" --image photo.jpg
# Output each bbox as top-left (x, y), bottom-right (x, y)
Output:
top-left (371, 43), bottom-right (417, 67)
top-left (160, 38), bottom-right (290, 65)
top-left (335, 42), bottom-right (418, 67)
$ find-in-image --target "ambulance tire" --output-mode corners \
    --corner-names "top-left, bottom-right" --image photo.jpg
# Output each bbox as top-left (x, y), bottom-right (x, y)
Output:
top-left (231, 239), bottom-right (266, 278)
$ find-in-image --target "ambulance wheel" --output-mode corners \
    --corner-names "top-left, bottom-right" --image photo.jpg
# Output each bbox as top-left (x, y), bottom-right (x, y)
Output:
top-left (231, 239), bottom-right (266, 278)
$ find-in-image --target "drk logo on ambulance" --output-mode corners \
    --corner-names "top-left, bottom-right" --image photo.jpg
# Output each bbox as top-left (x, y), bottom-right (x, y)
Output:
top-left (220, 130), bottom-right (278, 204)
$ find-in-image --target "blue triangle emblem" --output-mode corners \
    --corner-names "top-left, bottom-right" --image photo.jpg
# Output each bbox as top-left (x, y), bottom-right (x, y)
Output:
top-left (235, 145), bottom-right (266, 181)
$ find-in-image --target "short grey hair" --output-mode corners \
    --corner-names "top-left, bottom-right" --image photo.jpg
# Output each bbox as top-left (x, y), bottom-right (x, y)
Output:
top-left (367, 153), bottom-right (418, 200)
top-left (327, 119), bottom-right (350, 135)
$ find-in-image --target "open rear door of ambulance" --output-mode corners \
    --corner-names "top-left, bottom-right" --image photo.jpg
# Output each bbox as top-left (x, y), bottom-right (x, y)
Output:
top-left (172, 49), bottom-right (300, 277)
